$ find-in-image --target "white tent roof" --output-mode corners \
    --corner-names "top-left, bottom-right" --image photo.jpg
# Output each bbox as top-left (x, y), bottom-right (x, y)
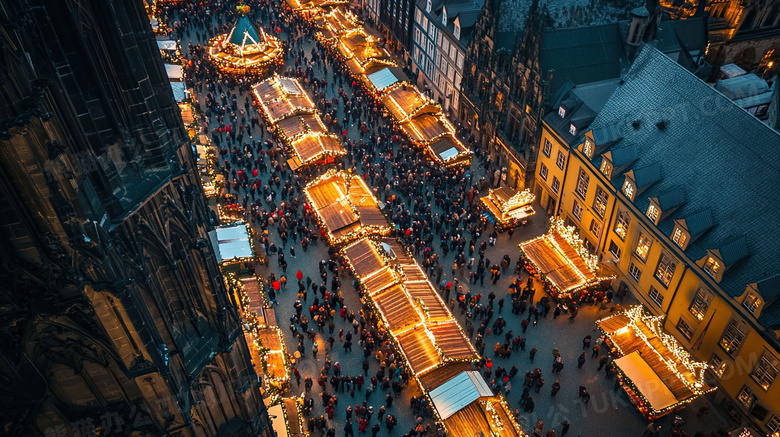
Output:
top-left (429, 371), bottom-right (493, 420)
top-left (614, 351), bottom-right (678, 411)
top-left (165, 64), bottom-right (183, 80)
top-left (157, 39), bottom-right (177, 51)
top-left (208, 225), bottom-right (252, 264)
top-left (367, 68), bottom-right (400, 91)
top-left (169, 81), bottom-right (186, 102)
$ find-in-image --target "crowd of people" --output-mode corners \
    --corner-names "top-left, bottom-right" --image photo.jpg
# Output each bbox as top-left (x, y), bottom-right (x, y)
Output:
top-left (155, 1), bottom-right (729, 436)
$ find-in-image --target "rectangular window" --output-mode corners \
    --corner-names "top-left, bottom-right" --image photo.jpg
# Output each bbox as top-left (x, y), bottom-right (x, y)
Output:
top-left (720, 319), bottom-right (749, 356)
top-left (709, 353), bottom-right (726, 378)
top-left (551, 177), bottom-right (560, 194)
top-left (648, 286), bottom-right (664, 307)
top-left (654, 253), bottom-right (676, 287)
top-left (415, 8), bottom-right (422, 23)
top-left (543, 139), bottom-right (552, 158)
top-left (609, 241), bottom-right (621, 260)
top-left (737, 386), bottom-right (755, 410)
top-left (569, 123), bottom-right (577, 135)
top-left (600, 159), bottom-right (612, 179)
top-left (593, 186), bottom-right (608, 218)
top-left (672, 227), bottom-right (687, 248)
top-left (589, 219), bottom-right (601, 236)
top-left (647, 204), bottom-right (659, 222)
top-left (539, 163), bottom-right (548, 181)
top-left (628, 262), bottom-right (642, 282)
top-left (677, 317), bottom-right (694, 340)
top-left (704, 256), bottom-right (721, 278)
top-left (556, 151), bottom-right (566, 170)
top-left (449, 44), bottom-right (456, 60)
top-left (767, 416), bottom-right (780, 434)
top-left (751, 353), bottom-right (779, 391)
top-left (572, 201), bottom-right (583, 221)
top-left (614, 211), bottom-right (629, 240)
top-left (744, 292), bottom-right (762, 314)
top-left (634, 233), bottom-right (652, 261)
top-left (689, 288), bottom-right (712, 321)
top-left (575, 168), bottom-right (589, 199)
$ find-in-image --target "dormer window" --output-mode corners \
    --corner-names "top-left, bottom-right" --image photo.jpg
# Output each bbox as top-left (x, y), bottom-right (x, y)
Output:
top-left (623, 180), bottom-right (634, 200)
top-left (558, 106), bottom-right (566, 118)
top-left (441, 7), bottom-right (447, 25)
top-left (583, 138), bottom-right (593, 158)
top-left (647, 204), bottom-right (659, 222)
top-left (600, 159), bottom-right (612, 179)
top-left (426, 0), bottom-right (431, 12)
top-left (704, 257), bottom-right (721, 278)
top-left (454, 21), bottom-right (460, 39)
top-left (672, 227), bottom-right (688, 249)
top-left (569, 123), bottom-right (577, 135)
top-left (743, 292), bottom-right (762, 314)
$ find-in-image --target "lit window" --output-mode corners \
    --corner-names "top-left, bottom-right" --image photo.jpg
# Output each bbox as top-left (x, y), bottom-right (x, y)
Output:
top-left (647, 204), bottom-right (659, 222)
top-left (556, 151), bottom-right (566, 170)
top-left (614, 211), bottom-right (629, 240)
top-left (704, 257), bottom-right (721, 278)
top-left (689, 288), bottom-right (712, 321)
top-left (709, 354), bottom-right (726, 378)
top-left (766, 415), bottom-right (780, 434)
top-left (572, 201), bottom-right (583, 221)
top-left (441, 7), bottom-right (447, 25)
top-left (543, 139), bottom-right (552, 158)
top-left (558, 106), bottom-right (565, 118)
top-left (608, 241), bottom-right (621, 260)
top-left (751, 353), bottom-right (779, 391)
top-left (623, 180), bottom-right (634, 199)
top-left (551, 177), bottom-right (560, 194)
top-left (589, 219), bottom-right (602, 236)
top-left (575, 168), bottom-right (589, 199)
top-left (744, 292), bottom-right (762, 314)
top-left (426, 0), bottom-right (431, 12)
top-left (628, 262), bottom-right (642, 281)
top-left (583, 139), bottom-right (593, 158)
top-left (720, 319), bottom-right (749, 356)
top-left (539, 163), bottom-right (548, 181)
top-left (454, 23), bottom-right (461, 39)
top-left (654, 253), bottom-right (676, 287)
top-left (593, 186), bottom-right (608, 218)
top-left (600, 159), bottom-right (612, 179)
top-left (634, 233), bottom-right (652, 261)
top-left (569, 123), bottom-right (577, 135)
top-left (737, 386), bottom-right (755, 410)
top-left (672, 228), bottom-right (687, 249)
top-left (677, 318), bottom-right (694, 340)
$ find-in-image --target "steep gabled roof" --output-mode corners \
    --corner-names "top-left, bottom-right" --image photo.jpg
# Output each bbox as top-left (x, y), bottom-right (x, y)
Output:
top-left (589, 46), bottom-right (780, 297)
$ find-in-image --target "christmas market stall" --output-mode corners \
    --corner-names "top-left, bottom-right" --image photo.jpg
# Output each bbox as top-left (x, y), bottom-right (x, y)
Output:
top-left (286, 0), bottom-right (347, 14)
top-left (426, 135), bottom-right (472, 168)
top-left (156, 38), bottom-right (180, 63)
top-left (596, 306), bottom-right (715, 419)
top-left (363, 65), bottom-right (409, 95)
top-left (381, 83), bottom-right (435, 122)
top-left (287, 131), bottom-right (345, 170)
top-left (252, 75), bottom-right (316, 123)
top-left (480, 186), bottom-right (536, 229)
top-left (313, 6), bottom-right (361, 44)
top-left (518, 217), bottom-right (614, 299)
top-left (337, 29), bottom-right (395, 75)
top-left (267, 396), bottom-right (308, 437)
top-left (251, 326), bottom-right (291, 390)
top-left (207, 5), bottom-right (284, 76)
top-left (303, 169), bottom-right (391, 245)
top-left (208, 223), bottom-right (255, 272)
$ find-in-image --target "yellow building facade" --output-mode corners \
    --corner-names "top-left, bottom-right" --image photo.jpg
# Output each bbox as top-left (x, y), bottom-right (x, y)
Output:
top-left (533, 48), bottom-right (780, 434)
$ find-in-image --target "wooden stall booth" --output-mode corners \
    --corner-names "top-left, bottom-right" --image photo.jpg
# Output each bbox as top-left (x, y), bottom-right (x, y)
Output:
top-left (480, 186), bottom-right (536, 230)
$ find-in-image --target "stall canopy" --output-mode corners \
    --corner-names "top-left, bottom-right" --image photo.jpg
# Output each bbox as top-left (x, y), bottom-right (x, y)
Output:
top-left (170, 81), bottom-right (186, 102)
top-left (366, 66), bottom-right (407, 93)
top-left (209, 224), bottom-right (253, 264)
top-left (596, 306), bottom-right (715, 418)
top-left (519, 217), bottom-right (611, 295)
top-left (480, 186), bottom-right (536, 225)
top-left (165, 63), bottom-right (183, 81)
top-left (157, 39), bottom-right (177, 51)
top-left (427, 135), bottom-right (472, 167)
top-left (429, 371), bottom-right (493, 419)
top-left (253, 75), bottom-right (316, 122)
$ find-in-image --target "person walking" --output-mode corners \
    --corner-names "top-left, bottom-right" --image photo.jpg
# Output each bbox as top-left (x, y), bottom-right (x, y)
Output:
top-left (550, 380), bottom-right (560, 397)
top-left (313, 341), bottom-right (319, 359)
top-left (577, 352), bottom-right (586, 369)
top-left (560, 420), bottom-right (570, 436)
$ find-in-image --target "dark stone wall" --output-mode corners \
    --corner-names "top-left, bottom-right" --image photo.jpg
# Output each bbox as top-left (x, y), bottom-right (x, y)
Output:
top-left (0, 1), bottom-right (272, 436)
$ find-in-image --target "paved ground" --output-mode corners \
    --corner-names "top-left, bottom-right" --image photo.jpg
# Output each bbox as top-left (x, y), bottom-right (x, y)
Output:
top-left (173, 4), bottom-right (731, 436)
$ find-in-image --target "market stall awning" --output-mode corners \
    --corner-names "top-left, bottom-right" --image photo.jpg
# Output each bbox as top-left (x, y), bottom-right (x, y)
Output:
top-left (614, 352), bottom-right (678, 412)
top-left (276, 113), bottom-right (327, 139)
top-left (444, 397), bottom-right (523, 437)
top-left (170, 81), bottom-right (186, 102)
top-left (427, 135), bottom-right (472, 167)
top-left (367, 67), bottom-right (407, 92)
top-left (481, 186), bottom-right (536, 225)
top-left (252, 75), bottom-right (316, 122)
top-left (381, 85), bottom-right (432, 121)
top-left (596, 306), bottom-right (714, 418)
top-left (157, 39), bottom-right (177, 51)
top-left (208, 224), bottom-right (253, 264)
top-left (430, 371), bottom-right (492, 419)
top-left (165, 63), bottom-right (183, 80)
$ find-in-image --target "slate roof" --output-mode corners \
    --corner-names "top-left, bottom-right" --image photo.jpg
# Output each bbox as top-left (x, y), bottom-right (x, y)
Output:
top-left (588, 46), bottom-right (780, 298)
top-left (417, 0), bottom-right (485, 48)
top-left (544, 78), bottom-right (621, 145)
top-left (757, 275), bottom-right (780, 329)
top-left (653, 187), bottom-right (685, 211)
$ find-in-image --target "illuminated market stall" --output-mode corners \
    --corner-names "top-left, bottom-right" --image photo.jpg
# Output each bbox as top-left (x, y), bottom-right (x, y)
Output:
top-left (207, 5), bottom-right (284, 76)
top-left (303, 169), bottom-right (391, 245)
top-left (286, 0), bottom-right (347, 14)
top-left (596, 306), bottom-right (715, 419)
top-left (518, 217), bottom-right (613, 298)
top-left (313, 7), bottom-right (361, 43)
top-left (337, 29), bottom-right (396, 74)
top-left (208, 223), bottom-right (255, 272)
top-left (252, 75), bottom-right (316, 123)
top-left (480, 186), bottom-right (536, 229)
top-left (363, 65), bottom-right (408, 94)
